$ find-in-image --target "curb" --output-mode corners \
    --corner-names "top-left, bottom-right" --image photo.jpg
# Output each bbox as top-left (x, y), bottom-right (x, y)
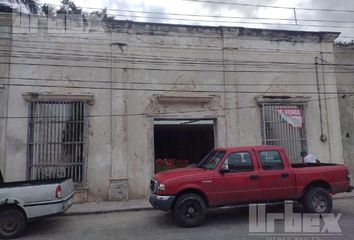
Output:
top-left (63, 195), bottom-right (354, 217)
top-left (64, 207), bottom-right (154, 216)
top-left (333, 196), bottom-right (354, 200)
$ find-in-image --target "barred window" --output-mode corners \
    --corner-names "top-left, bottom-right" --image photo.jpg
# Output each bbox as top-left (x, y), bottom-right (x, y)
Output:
top-left (260, 104), bottom-right (307, 163)
top-left (27, 102), bottom-right (87, 183)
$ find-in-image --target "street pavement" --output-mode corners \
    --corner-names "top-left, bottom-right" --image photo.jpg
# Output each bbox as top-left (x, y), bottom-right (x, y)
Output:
top-left (22, 198), bottom-right (354, 240)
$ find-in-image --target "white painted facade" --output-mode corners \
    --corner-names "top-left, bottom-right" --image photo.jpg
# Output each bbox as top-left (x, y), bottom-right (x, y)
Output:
top-left (0, 13), bottom-right (343, 201)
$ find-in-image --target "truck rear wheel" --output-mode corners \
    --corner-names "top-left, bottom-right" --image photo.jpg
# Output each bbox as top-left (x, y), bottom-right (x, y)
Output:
top-left (303, 187), bottom-right (333, 213)
top-left (173, 193), bottom-right (207, 227)
top-left (0, 208), bottom-right (27, 239)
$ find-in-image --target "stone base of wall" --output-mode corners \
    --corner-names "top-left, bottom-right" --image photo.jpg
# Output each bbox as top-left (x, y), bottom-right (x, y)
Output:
top-left (109, 179), bottom-right (129, 201)
top-left (74, 187), bottom-right (88, 203)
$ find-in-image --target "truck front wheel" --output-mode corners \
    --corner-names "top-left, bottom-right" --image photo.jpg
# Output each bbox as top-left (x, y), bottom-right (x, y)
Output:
top-left (0, 208), bottom-right (27, 239)
top-left (303, 187), bottom-right (333, 213)
top-left (173, 193), bottom-right (207, 227)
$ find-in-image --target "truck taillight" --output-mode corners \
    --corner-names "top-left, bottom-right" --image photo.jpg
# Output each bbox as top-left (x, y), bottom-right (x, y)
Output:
top-left (55, 185), bottom-right (62, 198)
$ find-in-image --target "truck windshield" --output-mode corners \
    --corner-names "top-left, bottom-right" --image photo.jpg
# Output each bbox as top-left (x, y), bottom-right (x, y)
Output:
top-left (197, 150), bottom-right (226, 170)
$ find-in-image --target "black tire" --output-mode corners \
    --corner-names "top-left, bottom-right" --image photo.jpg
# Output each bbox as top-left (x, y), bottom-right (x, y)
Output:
top-left (302, 187), bottom-right (333, 213)
top-left (172, 193), bottom-right (207, 228)
top-left (0, 208), bottom-right (27, 239)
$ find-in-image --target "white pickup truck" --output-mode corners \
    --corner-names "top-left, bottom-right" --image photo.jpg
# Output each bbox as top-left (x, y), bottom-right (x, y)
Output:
top-left (0, 173), bottom-right (75, 239)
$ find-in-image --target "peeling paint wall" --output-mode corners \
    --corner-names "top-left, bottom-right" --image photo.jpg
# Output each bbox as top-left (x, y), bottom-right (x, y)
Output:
top-left (0, 13), bottom-right (344, 201)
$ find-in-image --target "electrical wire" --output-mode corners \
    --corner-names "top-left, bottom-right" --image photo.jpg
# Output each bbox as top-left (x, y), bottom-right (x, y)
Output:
top-left (0, 82), bottom-right (349, 95)
top-left (2, 75), bottom-right (354, 87)
top-left (3, 37), bottom-right (341, 56)
top-left (0, 50), bottom-right (337, 68)
top-left (0, 95), bottom-right (348, 119)
top-left (0, 59), bottom-right (344, 73)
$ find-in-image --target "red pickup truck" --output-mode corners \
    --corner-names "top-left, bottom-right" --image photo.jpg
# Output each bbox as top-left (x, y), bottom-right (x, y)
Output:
top-left (149, 145), bottom-right (353, 227)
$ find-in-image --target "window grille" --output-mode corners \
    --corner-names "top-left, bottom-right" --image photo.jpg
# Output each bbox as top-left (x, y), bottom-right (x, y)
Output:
top-left (27, 102), bottom-right (87, 183)
top-left (260, 104), bottom-right (307, 163)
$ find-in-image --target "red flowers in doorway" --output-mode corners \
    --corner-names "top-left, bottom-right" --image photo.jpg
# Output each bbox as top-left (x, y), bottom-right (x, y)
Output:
top-left (155, 158), bottom-right (189, 173)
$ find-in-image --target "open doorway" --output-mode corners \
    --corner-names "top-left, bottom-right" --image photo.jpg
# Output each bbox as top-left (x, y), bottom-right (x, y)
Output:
top-left (154, 119), bottom-right (215, 173)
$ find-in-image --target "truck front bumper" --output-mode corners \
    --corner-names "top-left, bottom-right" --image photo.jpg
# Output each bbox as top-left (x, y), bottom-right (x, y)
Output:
top-left (149, 194), bottom-right (175, 211)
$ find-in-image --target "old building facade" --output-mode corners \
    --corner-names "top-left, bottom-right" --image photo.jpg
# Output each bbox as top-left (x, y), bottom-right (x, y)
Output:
top-left (0, 13), bottom-right (344, 201)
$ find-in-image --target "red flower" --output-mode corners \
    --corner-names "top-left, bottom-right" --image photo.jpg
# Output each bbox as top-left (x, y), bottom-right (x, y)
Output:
top-left (156, 159), bottom-right (164, 166)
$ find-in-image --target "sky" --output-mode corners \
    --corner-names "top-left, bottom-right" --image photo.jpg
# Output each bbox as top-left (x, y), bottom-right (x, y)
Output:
top-left (39, 0), bottom-right (354, 42)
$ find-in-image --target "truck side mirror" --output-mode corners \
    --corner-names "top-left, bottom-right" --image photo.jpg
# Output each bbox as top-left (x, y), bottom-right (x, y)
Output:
top-left (219, 164), bottom-right (229, 174)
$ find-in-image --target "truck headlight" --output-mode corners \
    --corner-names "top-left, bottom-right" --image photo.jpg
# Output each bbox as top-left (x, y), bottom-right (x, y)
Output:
top-left (347, 171), bottom-right (352, 181)
top-left (158, 183), bottom-right (166, 192)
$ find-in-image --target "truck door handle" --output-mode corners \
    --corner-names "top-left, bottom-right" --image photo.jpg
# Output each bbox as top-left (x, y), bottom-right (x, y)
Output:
top-left (250, 175), bottom-right (259, 180)
top-left (281, 173), bottom-right (289, 178)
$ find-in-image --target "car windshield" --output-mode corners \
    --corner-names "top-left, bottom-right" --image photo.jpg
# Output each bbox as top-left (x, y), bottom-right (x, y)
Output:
top-left (197, 150), bottom-right (226, 170)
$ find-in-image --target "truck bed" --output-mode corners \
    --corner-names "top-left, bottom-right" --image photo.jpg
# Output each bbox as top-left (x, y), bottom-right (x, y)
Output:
top-left (0, 178), bottom-right (68, 188)
top-left (291, 163), bottom-right (339, 168)
top-left (292, 162), bottom-right (350, 197)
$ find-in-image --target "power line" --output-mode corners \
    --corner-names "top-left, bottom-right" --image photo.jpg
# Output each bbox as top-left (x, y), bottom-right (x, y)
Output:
top-left (1, 59), bottom-right (345, 73)
top-left (0, 43), bottom-right (349, 71)
top-left (5, 23), bottom-right (340, 42)
top-left (4, 36), bottom-right (354, 59)
top-left (0, 38), bottom-right (346, 68)
top-left (0, 82), bottom-right (349, 95)
top-left (4, 24), bottom-right (352, 61)
top-left (0, 55), bottom-right (340, 76)
top-left (0, 37), bottom-right (350, 64)
top-left (2, 49), bottom-right (352, 73)
top-left (0, 95), bottom-right (348, 120)
top-left (1, 50), bottom-right (336, 69)
top-left (4, 36), bottom-right (340, 56)
top-left (2, 75), bottom-right (354, 87)
top-left (3, 41), bottom-right (354, 72)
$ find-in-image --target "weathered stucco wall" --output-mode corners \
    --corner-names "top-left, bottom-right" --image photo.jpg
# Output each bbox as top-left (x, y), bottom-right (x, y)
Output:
top-left (0, 13), bottom-right (344, 201)
top-left (0, 13), bottom-right (12, 177)
top-left (334, 44), bottom-right (354, 179)
top-left (109, 22), bottom-right (343, 198)
top-left (5, 14), bottom-right (113, 201)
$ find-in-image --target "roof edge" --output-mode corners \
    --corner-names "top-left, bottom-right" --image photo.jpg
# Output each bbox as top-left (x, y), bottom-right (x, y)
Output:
top-left (108, 20), bottom-right (340, 43)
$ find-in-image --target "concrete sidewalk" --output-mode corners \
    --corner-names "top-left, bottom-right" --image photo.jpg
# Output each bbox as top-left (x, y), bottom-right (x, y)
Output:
top-left (332, 191), bottom-right (354, 199)
top-left (65, 191), bottom-right (354, 216)
top-left (65, 199), bottom-right (153, 216)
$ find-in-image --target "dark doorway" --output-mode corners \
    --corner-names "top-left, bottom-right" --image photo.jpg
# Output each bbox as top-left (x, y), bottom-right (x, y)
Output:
top-left (154, 119), bottom-right (215, 173)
